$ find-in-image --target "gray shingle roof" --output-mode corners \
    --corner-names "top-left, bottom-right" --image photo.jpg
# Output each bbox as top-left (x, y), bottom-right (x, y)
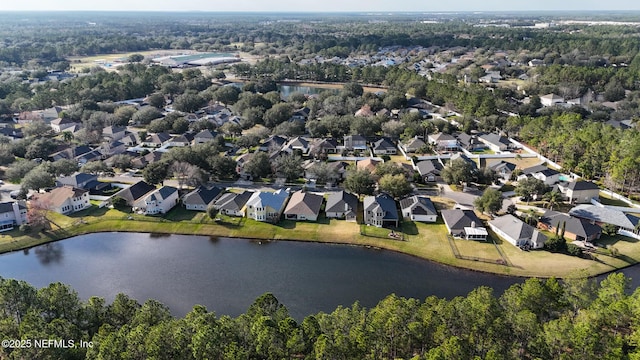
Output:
top-left (400, 195), bottom-right (437, 216)
top-left (116, 181), bottom-right (156, 204)
top-left (214, 191), bottom-right (251, 212)
top-left (183, 186), bottom-right (223, 206)
top-left (364, 193), bottom-right (398, 220)
top-left (489, 214), bottom-right (547, 244)
top-left (567, 181), bottom-right (599, 191)
top-left (540, 210), bottom-right (602, 239)
top-left (441, 209), bottom-right (482, 232)
top-left (569, 204), bottom-right (640, 229)
top-left (284, 191), bottom-right (323, 217)
top-left (325, 191), bottom-right (358, 213)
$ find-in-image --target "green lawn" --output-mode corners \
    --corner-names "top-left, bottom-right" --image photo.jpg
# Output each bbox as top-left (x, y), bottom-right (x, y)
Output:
top-left (3, 205), bottom-right (640, 278)
top-left (598, 193), bottom-right (634, 207)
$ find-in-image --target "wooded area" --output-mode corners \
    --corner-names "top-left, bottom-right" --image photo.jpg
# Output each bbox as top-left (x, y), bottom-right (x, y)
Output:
top-left (0, 274), bottom-right (636, 359)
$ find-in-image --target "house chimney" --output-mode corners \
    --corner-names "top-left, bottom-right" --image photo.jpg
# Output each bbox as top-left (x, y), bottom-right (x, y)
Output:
top-left (345, 202), bottom-right (349, 212)
top-left (471, 221), bottom-right (476, 228)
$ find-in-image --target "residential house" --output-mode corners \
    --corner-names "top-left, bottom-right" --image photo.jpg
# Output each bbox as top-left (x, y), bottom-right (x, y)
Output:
top-left (133, 186), bottom-right (179, 215)
top-left (142, 132), bottom-right (172, 147)
top-left (400, 195), bottom-right (437, 222)
top-left (540, 93), bottom-right (564, 107)
top-left (259, 135), bottom-right (287, 152)
top-left (325, 191), bottom-right (358, 221)
top-left (193, 130), bottom-right (219, 144)
top-left (50, 145), bottom-right (93, 162)
top-left (102, 126), bottom-right (128, 141)
top-left (372, 138), bottom-right (397, 155)
top-left (76, 150), bottom-right (103, 166)
top-left (0, 201), bottom-right (27, 231)
top-left (113, 181), bottom-right (157, 207)
top-left (31, 186), bottom-right (90, 215)
top-left (283, 191), bottom-right (324, 221)
top-left (183, 186), bottom-right (224, 211)
top-left (558, 181), bottom-right (600, 203)
top-left (356, 158), bottom-right (381, 173)
top-left (479, 71), bottom-right (503, 83)
top-left (120, 133), bottom-right (139, 146)
top-left (50, 118), bottom-right (78, 133)
top-left (343, 135), bottom-right (368, 150)
top-left (441, 209), bottom-right (488, 240)
top-left (518, 165), bottom-right (561, 185)
top-left (355, 104), bottom-right (374, 117)
top-left (428, 133), bottom-right (458, 151)
top-left (131, 151), bottom-right (164, 169)
top-left (401, 137), bottom-right (427, 154)
top-left (479, 133), bottom-right (513, 153)
top-left (282, 137), bottom-right (311, 155)
top-left (167, 133), bottom-right (194, 147)
top-left (310, 138), bottom-right (338, 155)
top-left (56, 172), bottom-right (109, 193)
top-left (363, 193), bottom-right (399, 227)
top-left (489, 161), bottom-right (517, 182)
top-left (538, 210), bottom-right (602, 242)
top-left (291, 107), bottom-right (310, 121)
top-left (416, 160), bottom-right (442, 182)
top-left (100, 140), bottom-right (127, 158)
top-left (449, 153), bottom-right (477, 169)
top-left (0, 127), bottom-right (23, 140)
top-left (245, 189), bottom-right (290, 222)
top-left (304, 161), bottom-right (348, 184)
top-left (456, 133), bottom-right (485, 151)
top-left (569, 204), bottom-right (640, 240)
top-left (213, 191), bottom-right (252, 217)
top-left (489, 214), bottom-right (547, 249)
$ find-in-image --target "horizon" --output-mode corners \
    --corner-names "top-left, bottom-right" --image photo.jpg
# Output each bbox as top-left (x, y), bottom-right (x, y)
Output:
top-left (2, 0), bottom-right (640, 13)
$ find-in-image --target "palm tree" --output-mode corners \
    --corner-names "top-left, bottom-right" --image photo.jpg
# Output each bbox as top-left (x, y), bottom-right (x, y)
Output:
top-left (525, 209), bottom-right (539, 226)
top-left (544, 190), bottom-right (563, 211)
top-left (61, 131), bottom-right (74, 144)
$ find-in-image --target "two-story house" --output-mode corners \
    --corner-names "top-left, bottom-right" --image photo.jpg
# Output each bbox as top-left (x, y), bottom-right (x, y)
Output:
top-left (245, 189), bottom-right (290, 223)
top-left (133, 186), bottom-right (179, 215)
top-left (363, 193), bottom-right (399, 227)
top-left (428, 133), bottom-right (458, 151)
top-left (30, 186), bottom-right (90, 215)
top-left (0, 201), bottom-right (27, 231)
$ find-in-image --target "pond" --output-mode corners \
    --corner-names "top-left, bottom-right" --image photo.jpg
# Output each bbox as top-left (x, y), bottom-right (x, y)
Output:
top-left (0, 232), bottom-right (635, 319)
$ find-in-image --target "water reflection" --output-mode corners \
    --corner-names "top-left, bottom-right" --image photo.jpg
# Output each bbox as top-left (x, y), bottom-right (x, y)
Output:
top-left (34, 243), bottom-right (63, 266)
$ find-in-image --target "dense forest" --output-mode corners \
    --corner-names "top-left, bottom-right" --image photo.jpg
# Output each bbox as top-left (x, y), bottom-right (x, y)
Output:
top-left (0, 274), bottom-right (638, 359)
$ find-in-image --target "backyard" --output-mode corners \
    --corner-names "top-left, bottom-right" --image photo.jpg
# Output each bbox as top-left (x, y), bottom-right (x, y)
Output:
top-left (1, 204), bottom-right (640, 278)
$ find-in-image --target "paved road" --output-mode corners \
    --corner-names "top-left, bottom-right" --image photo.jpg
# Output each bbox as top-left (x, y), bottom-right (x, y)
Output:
top-left (0, 183), bottom-right (21, 202)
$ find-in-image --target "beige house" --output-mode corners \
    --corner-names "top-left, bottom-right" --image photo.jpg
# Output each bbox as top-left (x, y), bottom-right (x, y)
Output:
top-left (31, 186), bottom-right (90, 215)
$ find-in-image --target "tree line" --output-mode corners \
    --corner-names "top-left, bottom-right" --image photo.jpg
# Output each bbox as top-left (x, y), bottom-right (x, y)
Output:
top-left (0, 273), bottom-right (637, 359)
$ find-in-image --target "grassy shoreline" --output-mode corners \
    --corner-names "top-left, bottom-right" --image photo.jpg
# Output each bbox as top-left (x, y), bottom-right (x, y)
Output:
top-left (1, 207), bottom-right (638, 278)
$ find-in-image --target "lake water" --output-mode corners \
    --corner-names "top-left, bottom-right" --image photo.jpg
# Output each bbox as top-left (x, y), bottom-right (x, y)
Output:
top-left (278, 84), bottom-right (338, 99)
top-left (0, 232), bottom-right (636, 319)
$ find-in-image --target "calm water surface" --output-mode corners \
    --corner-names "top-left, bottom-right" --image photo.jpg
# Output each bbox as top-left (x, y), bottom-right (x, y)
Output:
top-left (0, 232), bottom-right (635, 319)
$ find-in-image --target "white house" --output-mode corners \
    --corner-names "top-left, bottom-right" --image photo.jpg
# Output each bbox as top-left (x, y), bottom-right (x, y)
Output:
top-left (540, 93), bottom-right (564, 107)
top-left (400, 195), bottom-right (438, 223)
top-left (488, 214), bottom-right (547, 249)
top-left (245, 189), bottom-right (290, 222)
top-left (0, 201), bottom-right (27, 232)
top-left (30, 186), bottom-right (90, 215)
top-left (133, 186), bottom-right (179, 215)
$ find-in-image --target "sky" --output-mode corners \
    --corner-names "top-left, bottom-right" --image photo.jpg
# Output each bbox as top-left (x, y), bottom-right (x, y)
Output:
top-left (2, 0), bottom-right (640, 12)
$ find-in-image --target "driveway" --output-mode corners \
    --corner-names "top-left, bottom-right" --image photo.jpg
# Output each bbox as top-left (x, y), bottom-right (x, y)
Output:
top-left (439, 184), bottom-right (482, 209)
top-left (0, 183), bottom-right (21, 202)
